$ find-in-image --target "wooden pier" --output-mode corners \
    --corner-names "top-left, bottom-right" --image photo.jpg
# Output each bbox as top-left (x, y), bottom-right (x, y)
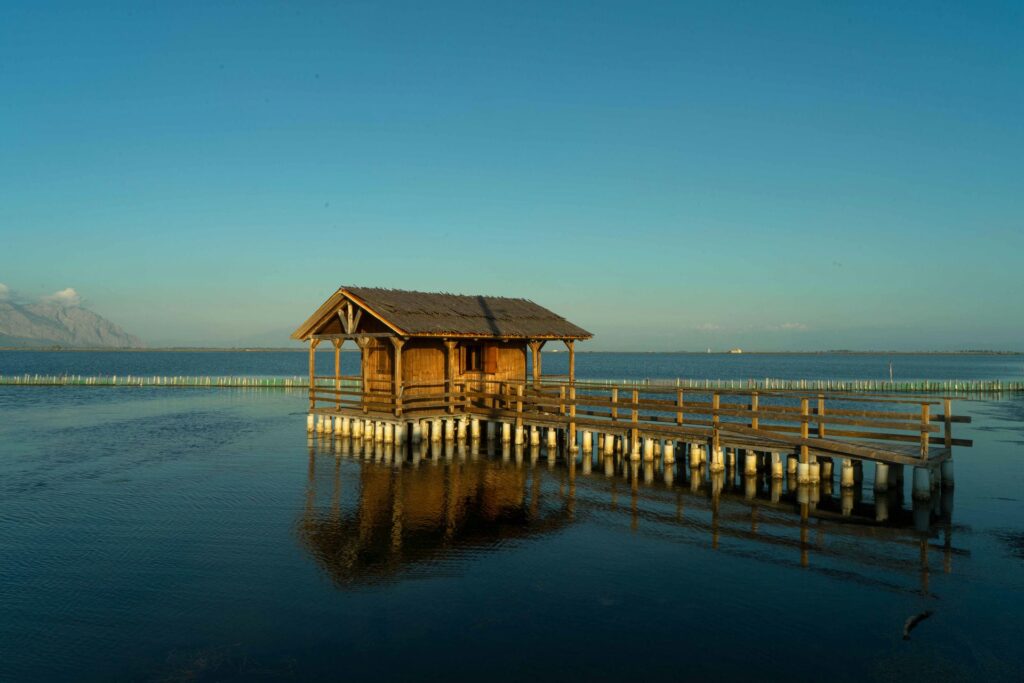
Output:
top-left (293, 286), bottom-right (973, 499)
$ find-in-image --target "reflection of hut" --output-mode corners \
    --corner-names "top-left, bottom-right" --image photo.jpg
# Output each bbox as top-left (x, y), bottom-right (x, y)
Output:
top-left (299, 457), bottom-right (570, 586)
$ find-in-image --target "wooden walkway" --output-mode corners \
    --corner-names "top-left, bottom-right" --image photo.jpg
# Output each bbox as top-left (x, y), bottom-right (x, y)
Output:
top-left (307, 377), bottom-right (972, 472)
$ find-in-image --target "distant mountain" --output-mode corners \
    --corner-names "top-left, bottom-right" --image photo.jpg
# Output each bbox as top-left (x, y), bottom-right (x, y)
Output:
top-left (0, 301), bottom-right (143, 348)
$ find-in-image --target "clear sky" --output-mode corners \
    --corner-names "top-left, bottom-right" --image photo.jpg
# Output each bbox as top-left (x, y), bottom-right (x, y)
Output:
top-left (2, 1), bottom-right (1021, 350)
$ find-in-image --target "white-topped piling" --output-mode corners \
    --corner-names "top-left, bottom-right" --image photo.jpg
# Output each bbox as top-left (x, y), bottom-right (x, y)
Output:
top-left (307, 414), bottom-right (314, 432)
top-left (840, 459), bottom-right (855, 488)
top-left (744, 452), bottom-right (758, 476)
top-left (874, 462), bottom-right (889, 491)
top-left (710, 446), bottom-right (725, 473)
top-left (664, 441), bottom-right (675, 465)
top-left (913, 467), bottom-right (931, 500)
top-left (643, 438), bottom-right (655, 461)
top-left (470, 417), bottom-right (481, 439)
top-left (771, 452), bottom-right (783, 479)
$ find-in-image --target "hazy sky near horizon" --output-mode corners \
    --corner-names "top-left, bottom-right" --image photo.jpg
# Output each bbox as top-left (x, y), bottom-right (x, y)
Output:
top-left (2, 1), bottom-right (1022, 350)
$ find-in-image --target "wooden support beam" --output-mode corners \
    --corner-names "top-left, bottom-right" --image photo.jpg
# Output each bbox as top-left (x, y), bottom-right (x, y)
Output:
top-left (529, 340), bottom-right (545, 389)
top-left (920, 403), bottom-right (930, 460)
top-left (565, 339), bottom-right (575, 385)
top-left (308, 338), bottom-right (320, 410)
top-left (944, 398), bottom-right (953, 453)
top-left (355, 336), bottom-right (372, 414)
top-left (800, 397), bottom-right (810, 464)
top-left (817, 395), bottom-right (826, 438)
top-left (390, 337), bottom-right (405, 417)
top-left (333, 339), bottom-right (341, 409)
top-left (712, 392), bottom-right (720, 450)
top-left (444, 340), bottom-right (457, 414)
top-left (750, 391), bottom-right (759, 430)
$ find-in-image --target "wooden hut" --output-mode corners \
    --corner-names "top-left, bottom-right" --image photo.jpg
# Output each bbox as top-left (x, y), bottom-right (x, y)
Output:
top-left (292, 286), bottom-right (592, 418)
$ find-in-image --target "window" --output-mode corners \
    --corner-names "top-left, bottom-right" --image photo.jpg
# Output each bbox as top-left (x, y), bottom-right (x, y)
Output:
top-left (462, 343), bottom-right (483, 372)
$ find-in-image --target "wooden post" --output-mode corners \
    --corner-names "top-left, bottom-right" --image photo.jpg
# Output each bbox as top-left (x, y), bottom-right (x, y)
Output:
top-left (943, 398), bottom-right (953, 453)
top-left (611, 386), bottom-right (618, 421)
top-left (631, 388), bottom-right (639, 454)
top-left (920, 403), bottom-right (930, 459)
top-left (444, 340), bottom-right (457, 414)
top-left (800, 397), bottom-right (810, 464)
top-left (529, 340), bottom-right (545, 389)
top-left (817, 395), bottom-right (826, 439)
top-left (712, 392), bottom-right (720, 450)
top-left (390, 337), bottom-right (404, 417)
top-left (565, 339), bottom-right (575, 385)
top-left (559, 385), bottom-right (566, 416)
top-left (308, 338), bottom-right (320, 411)
top-left (355, 336), bottom-right (371, 414)
top-left (676, 388), bottom-right (684, 426)
top-left (568, 385), bottom-right (577, 450)
top-left (333, 339), bottom-right (341, 410)
top-left (750, 391), bottom-right (758, 430)
top-left (516, 384), bottom-right (524, 435)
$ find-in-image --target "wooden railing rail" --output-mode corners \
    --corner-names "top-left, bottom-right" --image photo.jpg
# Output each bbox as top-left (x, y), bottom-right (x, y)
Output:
top-left (308, 377), bottom-right (972, 455)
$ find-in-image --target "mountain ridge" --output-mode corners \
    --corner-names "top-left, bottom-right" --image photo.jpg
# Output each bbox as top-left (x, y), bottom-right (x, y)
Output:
top-left (0, 301), bottom-right (143, 348)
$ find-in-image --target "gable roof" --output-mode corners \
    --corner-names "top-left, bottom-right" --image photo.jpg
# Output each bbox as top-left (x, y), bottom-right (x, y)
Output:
top-left (291, 286), bottom-right (592, 340)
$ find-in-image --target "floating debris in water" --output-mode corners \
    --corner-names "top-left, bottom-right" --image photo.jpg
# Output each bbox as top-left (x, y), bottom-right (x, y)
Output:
top-left (903, 610), bottom-right (934, 640)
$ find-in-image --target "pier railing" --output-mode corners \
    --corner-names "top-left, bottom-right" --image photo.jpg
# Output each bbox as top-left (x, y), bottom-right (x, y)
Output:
top-left (308, 376), bottom-right (972, 464)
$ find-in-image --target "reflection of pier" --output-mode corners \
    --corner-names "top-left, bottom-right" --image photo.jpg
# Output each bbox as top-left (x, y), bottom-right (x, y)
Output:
top-left (300, 432), bottom-right (965, 595)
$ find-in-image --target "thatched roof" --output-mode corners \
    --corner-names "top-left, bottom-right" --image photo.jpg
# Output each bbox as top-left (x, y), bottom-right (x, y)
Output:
top-left (292, 286), bottom-right (592, 340)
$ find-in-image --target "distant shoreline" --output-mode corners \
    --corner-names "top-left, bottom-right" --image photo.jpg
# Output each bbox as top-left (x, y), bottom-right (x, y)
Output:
top-left (1, 347), bottom-right (1020, 356)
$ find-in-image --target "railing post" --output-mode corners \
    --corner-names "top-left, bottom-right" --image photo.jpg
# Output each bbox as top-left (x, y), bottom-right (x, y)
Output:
top-left (559, 385), bottom-right (566, 416)
top-left (712, 392), bottom-right (720, 450)
top-left (800, 397), bottom-right (809, 464)
top-left (944, 398), bottom-right (953, 453)
top-left (676, 388), bottom-right (684, 426)
top-left (568, 385), bottom-right (577, 450)
top-left (750, 391), bottom-right (758, 430)
top-left (516, 384), bottom-right (524, 435)
top-left (817, 394), bottom-right (826, 439)
top-left (921, 403), bottom-right (930, 459)
top-left (611, 386), bottom-right (618, 422)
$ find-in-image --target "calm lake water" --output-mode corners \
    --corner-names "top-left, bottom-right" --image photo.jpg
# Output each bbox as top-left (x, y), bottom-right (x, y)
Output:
top-left (1, 352), bottom-right (1023, 681)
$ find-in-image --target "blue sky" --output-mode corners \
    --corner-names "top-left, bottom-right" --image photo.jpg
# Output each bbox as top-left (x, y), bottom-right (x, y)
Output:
top-left (1, 1), bottom-right (1021, 350)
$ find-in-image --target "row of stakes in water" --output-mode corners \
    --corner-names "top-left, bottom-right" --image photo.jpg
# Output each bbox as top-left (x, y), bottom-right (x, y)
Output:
top-left (307, 413), bottom-right (952, 502)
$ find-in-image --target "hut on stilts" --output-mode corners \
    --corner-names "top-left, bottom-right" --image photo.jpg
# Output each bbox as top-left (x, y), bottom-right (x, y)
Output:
top-left (294, 286), bottom-right (970, 504)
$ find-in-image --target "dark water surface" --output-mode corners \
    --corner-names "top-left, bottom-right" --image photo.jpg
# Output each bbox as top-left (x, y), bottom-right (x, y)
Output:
top-left (2, 353), bottom-right (1024, 681)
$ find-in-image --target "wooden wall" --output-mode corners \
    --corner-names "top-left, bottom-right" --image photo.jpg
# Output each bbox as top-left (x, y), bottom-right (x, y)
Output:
top-left (359, 338), bottom-right (528, 398)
